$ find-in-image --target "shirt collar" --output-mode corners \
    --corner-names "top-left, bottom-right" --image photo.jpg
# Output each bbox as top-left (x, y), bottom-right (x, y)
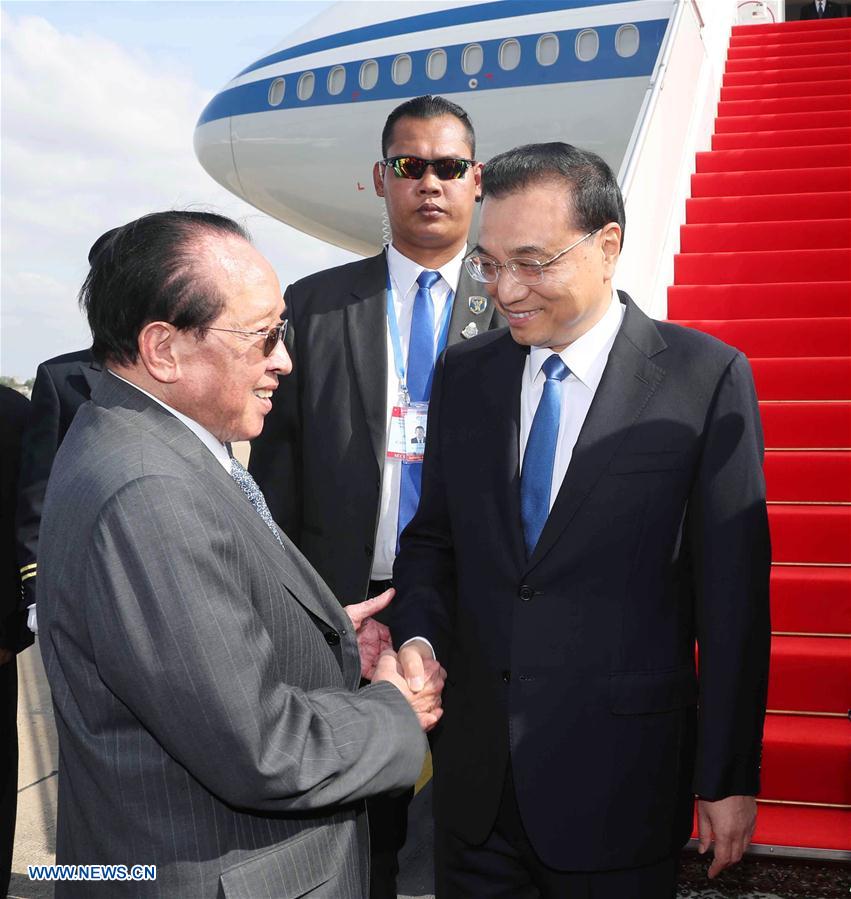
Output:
top-left (107, 370), bottom-right (232, 472)
top-left (529, 292), bottom-right (624, 389)
top-left (386, 242), bottom-right (465, 298)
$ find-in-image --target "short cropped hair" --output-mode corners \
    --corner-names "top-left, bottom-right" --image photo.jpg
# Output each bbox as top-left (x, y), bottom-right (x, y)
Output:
top-left (79, 211), bottom-right (250, 365)
top-left (482, 143), bottom-right (626, 249)
top-left (381, 95), bottom-right (476, 158)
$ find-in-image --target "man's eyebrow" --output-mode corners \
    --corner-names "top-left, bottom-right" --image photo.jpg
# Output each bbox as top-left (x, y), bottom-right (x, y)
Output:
top-left (473, 243), bottom-right (551, 257)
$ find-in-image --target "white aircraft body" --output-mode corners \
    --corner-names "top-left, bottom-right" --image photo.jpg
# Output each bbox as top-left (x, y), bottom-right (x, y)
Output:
top-left (194, 0), bottom-right (674, 255)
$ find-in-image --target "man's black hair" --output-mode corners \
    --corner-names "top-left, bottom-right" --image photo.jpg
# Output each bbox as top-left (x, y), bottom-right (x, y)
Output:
top-left (482, 143), bottom-right (626, 248)
top-left (79, 211), bottom-right (250, 365)
top-left (381, 95), bottom-right (476, 157)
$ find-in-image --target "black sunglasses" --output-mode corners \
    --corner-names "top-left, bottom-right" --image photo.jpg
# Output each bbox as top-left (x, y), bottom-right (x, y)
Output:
top-left (382, 155), bottom-right (474, 181)
top-left (206, 319), bottom-right (288, 357)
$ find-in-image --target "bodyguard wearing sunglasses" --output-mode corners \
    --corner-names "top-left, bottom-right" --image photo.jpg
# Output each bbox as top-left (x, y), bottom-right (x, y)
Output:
top-left (249, 94), bottom-right (503, 898)
top-left (390, 143), bottom-right (770, 897)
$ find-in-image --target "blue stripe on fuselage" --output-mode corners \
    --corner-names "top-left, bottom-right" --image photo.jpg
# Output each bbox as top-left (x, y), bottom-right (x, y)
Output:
top-left (198, 19), bottom-right (667, 127)
top-left (237, 0), bottom-right (639, 78)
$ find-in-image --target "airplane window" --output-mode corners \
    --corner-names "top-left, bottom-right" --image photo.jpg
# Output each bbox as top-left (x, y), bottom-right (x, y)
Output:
top-left (462, 44), bottom-right (483, 75)
top-left (536, 34), bottom-right (559, 66)
top-left (427, 49), bottom-right (447, 80)
top-left (615, 24), bottom-right (640, 58)
top-left (268, 78), bottom-right (285, 106)
top-left (297, 71), bottom-right (315, 100)
top-left (499, 39), bottom-right (521, 71)
top-left (392, 54), bottom-right (412, 85)
top-left (360, 59), bottom-right (379, 90)
top-left (576, 29), bottom-right (599, 62)
top-left (327, 65), bottom-right (346, 96)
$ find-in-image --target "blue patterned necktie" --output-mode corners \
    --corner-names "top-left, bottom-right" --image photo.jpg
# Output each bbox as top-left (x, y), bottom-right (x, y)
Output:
top-left (397, 269), bottom-right (440, 548)
top-left (520, 354), bottom-right (570, 557)
top-left (230, 458), bottom-right (284, 549)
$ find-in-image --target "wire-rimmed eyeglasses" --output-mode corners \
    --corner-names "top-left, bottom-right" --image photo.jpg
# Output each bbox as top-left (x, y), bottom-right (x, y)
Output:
top-left (206, 319), bottom-right (288, 357)
top-left (464, 229), bottom-right (601, 286)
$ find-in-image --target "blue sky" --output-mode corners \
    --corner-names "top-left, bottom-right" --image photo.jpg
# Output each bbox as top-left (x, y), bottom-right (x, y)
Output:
top-left (1, 0), bottom-right (357, 379)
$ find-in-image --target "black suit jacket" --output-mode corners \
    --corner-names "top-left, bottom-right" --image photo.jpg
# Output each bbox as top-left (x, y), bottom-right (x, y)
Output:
top-left (0, 386), bottom-right (30, 653)
top-left (250, 250), bottom-right (503, 604)
top-left (800, 1), bottom-right (844, 17)
top-left (391, 294), bottom-right (771, 871)
top-left (15, 349), bottom-right (100, 612)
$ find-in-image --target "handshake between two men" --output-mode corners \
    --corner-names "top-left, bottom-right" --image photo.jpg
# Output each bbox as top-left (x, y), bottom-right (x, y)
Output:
top-left (346, 588), bottom-right (445, 732)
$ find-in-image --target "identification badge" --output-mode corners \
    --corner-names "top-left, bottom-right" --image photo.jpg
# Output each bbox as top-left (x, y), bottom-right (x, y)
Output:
top-left (387, 402), bottom-right (429, 462)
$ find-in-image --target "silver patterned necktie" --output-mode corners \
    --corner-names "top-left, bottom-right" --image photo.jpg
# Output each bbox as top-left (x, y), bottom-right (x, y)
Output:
top-left (229, 458), bottom-right (284, 549)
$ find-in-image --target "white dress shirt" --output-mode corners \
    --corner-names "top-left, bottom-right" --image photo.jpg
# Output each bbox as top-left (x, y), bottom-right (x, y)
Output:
top-left (371, 243), bottom-right (465, 581)
top-left (520, 294), bottom-right (625, 509)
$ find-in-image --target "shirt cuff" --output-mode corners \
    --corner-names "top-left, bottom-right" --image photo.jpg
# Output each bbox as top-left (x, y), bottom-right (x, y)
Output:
top-left (399, 636), bottom-right (436, 659)
top-left (27, 604), bottom-right (37, 635)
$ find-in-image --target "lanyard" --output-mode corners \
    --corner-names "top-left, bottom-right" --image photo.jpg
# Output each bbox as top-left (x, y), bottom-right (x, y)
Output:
top-left (386, 269), bottom-right (453, 403)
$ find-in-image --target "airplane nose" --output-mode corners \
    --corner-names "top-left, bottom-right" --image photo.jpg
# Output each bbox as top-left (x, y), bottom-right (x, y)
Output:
top-left (194, 96), bottom-right (246, 201)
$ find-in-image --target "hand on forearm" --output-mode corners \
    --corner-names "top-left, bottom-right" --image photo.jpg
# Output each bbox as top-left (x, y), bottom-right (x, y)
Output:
top-left (345, 589), bottom-right (394, 680)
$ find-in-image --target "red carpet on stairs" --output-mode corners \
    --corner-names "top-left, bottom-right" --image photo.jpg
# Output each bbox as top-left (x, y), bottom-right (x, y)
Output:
top-left (667, 15), bottom-right (851, 856)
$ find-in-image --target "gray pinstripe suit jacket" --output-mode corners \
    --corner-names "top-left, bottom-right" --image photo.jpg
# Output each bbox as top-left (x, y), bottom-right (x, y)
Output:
top-left (38, 374), bottom-right (426, 898)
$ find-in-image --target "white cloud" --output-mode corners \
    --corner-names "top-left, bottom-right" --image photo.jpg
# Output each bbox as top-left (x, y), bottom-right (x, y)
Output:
top-left (1, 9), bottom-right (353, 378)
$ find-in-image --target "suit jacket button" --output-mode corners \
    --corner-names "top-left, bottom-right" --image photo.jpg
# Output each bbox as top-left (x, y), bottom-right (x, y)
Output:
top-left (501, 670), bottom-right (511, 684)
top-left (519, 585), bottom-right (534, 601)
top-left (325, 631), bottom-right (340, 646)
top-left (364, 544), bottom-right (374, 557)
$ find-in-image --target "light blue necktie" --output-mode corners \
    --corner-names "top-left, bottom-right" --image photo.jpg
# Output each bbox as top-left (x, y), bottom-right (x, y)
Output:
top-left (397, 270), bottom-right (440, 548)
top-left (521, 354), bottom-right (570, 557)
top-left (230, 457), bottom-right (284, 549)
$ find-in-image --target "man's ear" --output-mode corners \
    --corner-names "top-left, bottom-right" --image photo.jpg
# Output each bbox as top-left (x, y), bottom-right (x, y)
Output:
top-left (373, 161), bottom-right (385, 198)
top-left (138, 321), bottom-right (181, 383)
top-left (600, 223), bottom-right (622, 278)
top-left (473, 161), bottom-right (483, 201)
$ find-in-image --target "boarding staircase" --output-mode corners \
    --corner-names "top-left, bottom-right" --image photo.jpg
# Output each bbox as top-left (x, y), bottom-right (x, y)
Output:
top-left (668, 15), bottom-right (851, 857)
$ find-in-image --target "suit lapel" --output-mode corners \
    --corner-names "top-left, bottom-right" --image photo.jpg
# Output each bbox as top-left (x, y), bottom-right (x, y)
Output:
top-left (345, 252), bottom-right (389, 469)
top-left (484, 336), bottom-right (528, 569)
top-left (447, 268), bottom-right (494, 346)
top-left (92, 376), bottom-right (347, 637)
top-left (524, 296), bottom-right (668, 573)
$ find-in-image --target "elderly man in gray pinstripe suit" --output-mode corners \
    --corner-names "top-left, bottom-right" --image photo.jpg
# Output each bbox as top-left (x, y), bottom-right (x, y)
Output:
top-left (37, 211), bottom-right (440, 898)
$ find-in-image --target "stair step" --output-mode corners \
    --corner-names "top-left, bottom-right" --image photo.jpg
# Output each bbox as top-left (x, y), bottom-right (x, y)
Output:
top-left (668, 283), bottom-right (851, 320)
top-left (685, 191), bottom-right (851, 223)
top-left (765, 450), bottom-right (851, 502)
top-left (751, 804), bottom-right (851, 854)
top-left (691, 168), bottom-right (851, 198)
top-left (695, 144), bottom-right (851, 173)
top-left (726, 51), bottom-right (851, 74)
top-left (721, 79), bottom-right (851, 101)
top-left (728, 39), bottom-right (851, 60)
top-left (672, 318), bottom-right (851, 358)
top-left (767, 636), bottom-right (850, 714)
top-left (674, 248), bottom-right (851, 285)
top-left (761, 715), bottom-right (851, 805)
top-left (718, 94), bottom-right (851, 117)
top-left (760, 401), bottom-right (851, 449)
top-left (771, 566), bottom-right (851, 634)
top-left (768, 504), bottom-right (851, 564)
top-left (679, 219), bottom-right (851, 252)
top-left (723, 65), bottom-right (851, 86)
top-left (731, 19), bottom-right (851, 40)
top-left (715, 110), bottom-right (851, 134)
top-left (752, 358), bottom-right (851, 400)
top-left (712, 125), bottom-right (851, 149)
